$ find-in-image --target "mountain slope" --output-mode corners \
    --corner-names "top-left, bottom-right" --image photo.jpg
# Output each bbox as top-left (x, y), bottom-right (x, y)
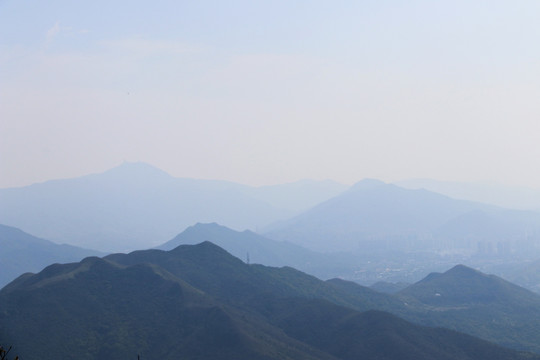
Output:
top-left (396, 178), bottom-right (540, 210)
top-left (266, 299), bottom-right (534, 360)
top-left (0, 162), bottom-right (346, 252)
top-left (399, 264), bottom-right (540, 306)
top-left (247, 179), bottom-right (347, 213)
top-left (108, 241), bottom-right (404, 313)
top-left (157, 222), bottom-right (358, 280)
top-left (108, 242), bottom-right (540, 353)
top-left (0, 224), bottom-right (103, 289)
top-left (2, 243), bottom-right (538, 360)
top-left (0, 162), bottom-right (284, 252)
top-left (397, 265), bottom-right (540, 352)
top-left (370, 281), bottom-right (411, 294)
top-left (264, 179), bottom-right (540, 255)
top-left (158, 222), bottom-right (314, 266)
top-left (0, 256), bottom-right (334, 360)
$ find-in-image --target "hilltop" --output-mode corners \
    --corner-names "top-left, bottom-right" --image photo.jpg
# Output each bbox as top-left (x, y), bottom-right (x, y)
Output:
top-left (2, 242), bottom-right (537, 360)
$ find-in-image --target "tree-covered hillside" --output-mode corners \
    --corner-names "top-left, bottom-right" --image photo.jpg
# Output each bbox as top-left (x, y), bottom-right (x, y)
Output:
top-left (1, 242), bottom-right (539, 360)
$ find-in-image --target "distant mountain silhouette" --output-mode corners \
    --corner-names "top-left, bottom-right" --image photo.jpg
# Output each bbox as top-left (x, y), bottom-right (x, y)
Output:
top-left (264, 180), bottom-right (540, 254)
top-left (396, 178), bottom-right (540, 210)
top-left (1, 242), bottom-right (537, 360)
top-left (0, 162), bottom-right (344, 252)
top-left (158, 223), bottom-right (313, 266)
top-left (157, 222), bottom-right (359, 279)
top-left (0, 224), bottom-right (102, 289)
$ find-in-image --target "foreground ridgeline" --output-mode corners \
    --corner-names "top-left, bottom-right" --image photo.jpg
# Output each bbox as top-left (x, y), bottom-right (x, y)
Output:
top-left (1, 242), bottom-right (539, 360)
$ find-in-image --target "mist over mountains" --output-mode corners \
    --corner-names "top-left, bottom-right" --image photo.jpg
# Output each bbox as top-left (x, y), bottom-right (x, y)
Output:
top-left (4, 163), bottom-right (540, 358)
top-left (0, 224), bottom-right (103, 288)
top-left (3, 162), bottom-right (540, 259)
top-left (3, 162), bottom-right (540, 289)
top-left (265, 179), bottom-right (540, 256)
top-left (396, 179), bottom-right (540, 210)
top-left (5, 1), bottom-right (540, 358)
top-left (157, 222), bottom-right (359, 281)
top-left (0, 162), bottom-right (345, 252)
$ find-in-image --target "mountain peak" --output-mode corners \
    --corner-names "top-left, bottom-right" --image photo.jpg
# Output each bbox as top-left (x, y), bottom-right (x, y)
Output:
top-left (445, 264), bottom-right (480, 277)
top-left (158, 223), bottom-right (238, 251)
top-left (191, 222), bottom-right (225, 230)
top-left (101, 161), bottom-right (173, 179)
top-left (407, 264), bottom-right (486, 289)
top-left (399, 264), bottom-right (540, 308)
top-left (169, 240), bottom-right (238, 260)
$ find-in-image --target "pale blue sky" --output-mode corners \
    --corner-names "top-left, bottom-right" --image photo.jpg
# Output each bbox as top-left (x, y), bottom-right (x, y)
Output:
top-left (2, 1), bottom-right (540, 187)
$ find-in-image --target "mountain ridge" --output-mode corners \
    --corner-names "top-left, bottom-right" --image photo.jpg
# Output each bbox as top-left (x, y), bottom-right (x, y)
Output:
top-left (264, 180), bottom-right (540, 255)
top-left (0, 224), bottom-right (103, 289)
top-left (2, 242), bottom-right (538, 360)
top-left (0, 162), bottom-right (346, 252)
top-left (395, 264), bottom-right (540, 352)
top-left (157, 222), bottom-right (360, 280)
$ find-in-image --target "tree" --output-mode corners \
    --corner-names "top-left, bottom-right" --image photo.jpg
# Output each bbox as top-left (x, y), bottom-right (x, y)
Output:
top-left (0, 346), bottom-right (18, 360)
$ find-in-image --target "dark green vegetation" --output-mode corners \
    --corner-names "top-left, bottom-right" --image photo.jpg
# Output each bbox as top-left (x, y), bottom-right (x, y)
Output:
top-left (396, 265), bottom-right (540, 352)
top-left (1, 242), bottom-right (539, 360)
top-left (107, 242), bottom-right (402, 313)
top-left (264, 301), bottom-right (534, 360)
top-left (0, 224), bottom-right (103, 288)
top-left (0, 253), bottom-right (331, 360)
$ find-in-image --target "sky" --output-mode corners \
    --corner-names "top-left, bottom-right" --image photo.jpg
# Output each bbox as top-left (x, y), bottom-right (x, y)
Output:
top-left (1, 0), bottom-right (540, 188)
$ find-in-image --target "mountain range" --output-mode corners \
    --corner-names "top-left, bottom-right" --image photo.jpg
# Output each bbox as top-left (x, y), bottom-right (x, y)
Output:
top-left (396, 178), bottom-right (540, 210)
top-left (155, 228), bottom-right (540, 353)
top-left (396, 264), bottom-right (540, 352)
top-left (4, 163), bottom-right (540, 261)
top-left (2, 241), bottom-right (539, 360)
top-left (157, 222), bottom-right (359, 280)
top-left (0, 224), bottom-right (103, 288)
top-left (0, 162), bottom-right (345, 252)
top-left (4, 217), bottom-right (540, 294)
top-left (264, 179), bottom-right (540, 255)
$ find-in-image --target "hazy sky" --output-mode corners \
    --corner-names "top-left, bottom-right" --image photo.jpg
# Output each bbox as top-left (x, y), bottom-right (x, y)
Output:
top-left (2, 1), bottom-right (540, 188)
